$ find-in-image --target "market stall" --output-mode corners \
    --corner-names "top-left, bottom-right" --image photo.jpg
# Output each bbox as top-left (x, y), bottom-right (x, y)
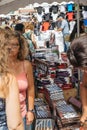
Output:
top-left (33, 48), bottom-right (81, 130)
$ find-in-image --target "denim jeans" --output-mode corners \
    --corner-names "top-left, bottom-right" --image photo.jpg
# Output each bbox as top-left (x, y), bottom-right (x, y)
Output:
top-left (64, 41), bottom-right (70, 52)
top-left (64, 34), bottom-right (70, 52)
top-left (0, 126), bottom-right (8, 130)
top-left (0, 98), bottom-right (8, 130)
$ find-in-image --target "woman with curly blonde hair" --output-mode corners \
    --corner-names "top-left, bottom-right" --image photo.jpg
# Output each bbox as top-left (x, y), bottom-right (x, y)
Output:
top-left (0, 28), bottom-right (24, 130)
top-left (6, 30), bottom-right (35, 130)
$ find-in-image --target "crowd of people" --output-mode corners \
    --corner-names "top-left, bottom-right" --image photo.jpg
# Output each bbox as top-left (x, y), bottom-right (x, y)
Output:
top-left (0, 2), bottom-right (87, 130)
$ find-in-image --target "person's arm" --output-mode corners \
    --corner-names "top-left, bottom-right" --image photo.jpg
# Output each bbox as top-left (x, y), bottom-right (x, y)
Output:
top-left (57, 28), bottom-right (63, 31)
top-left (6, 74), bottom-right (24, 130)
top-left (31, 33), bottom-right (37, 49)
top-left (80, 71), bottom-right (87, 123)
top-left (25, 60), bottom-right (35, 125)
top-left (57, 21), bottom-right (64, 32)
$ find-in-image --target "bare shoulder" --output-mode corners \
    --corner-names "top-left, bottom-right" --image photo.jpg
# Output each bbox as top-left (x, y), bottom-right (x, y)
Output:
top-left (24, 60), bottom-right (31, 65)
top-left (24, 60), bottom-right (33, 72)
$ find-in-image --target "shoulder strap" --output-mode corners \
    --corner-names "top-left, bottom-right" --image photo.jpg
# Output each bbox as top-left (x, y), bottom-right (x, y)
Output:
top-left (23, 61), bottom-right (26, 73)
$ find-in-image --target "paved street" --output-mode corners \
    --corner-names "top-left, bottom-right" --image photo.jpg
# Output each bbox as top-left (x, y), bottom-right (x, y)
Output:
top-left (0, 0), bottom-right (29, 14)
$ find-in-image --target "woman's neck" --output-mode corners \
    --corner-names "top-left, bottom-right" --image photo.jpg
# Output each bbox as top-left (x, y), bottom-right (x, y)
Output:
top-left (8, 57), bottom-right (19, 65)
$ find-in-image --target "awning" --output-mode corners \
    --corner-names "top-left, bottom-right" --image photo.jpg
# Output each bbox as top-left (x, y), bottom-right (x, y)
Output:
top-left (0, 0), bottom-right (87, 14)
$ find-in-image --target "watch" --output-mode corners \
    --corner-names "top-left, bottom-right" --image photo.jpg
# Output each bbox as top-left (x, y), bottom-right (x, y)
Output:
top-left (28, 109), bottom-right (35, 114)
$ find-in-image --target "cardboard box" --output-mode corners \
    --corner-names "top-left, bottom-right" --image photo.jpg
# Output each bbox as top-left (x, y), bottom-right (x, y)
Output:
top-left (37, 93), bottom-right (44, 99)
top-left (63, 88), bottom-right (77, 101)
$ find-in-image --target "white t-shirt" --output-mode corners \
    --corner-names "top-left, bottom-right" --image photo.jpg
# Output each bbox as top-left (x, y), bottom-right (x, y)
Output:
top-left (36, 13), bottom-right (43, 22)
top-left (82, 10), bottom-right (87, 19)
top-left (69, 20), bottom-right (76, 34)
top-left (52, 13), bottom-right (58, 22)
top-left (43, 5), bottom-right (50, 13)
top-left (59, 5), bottom-right (66, 13)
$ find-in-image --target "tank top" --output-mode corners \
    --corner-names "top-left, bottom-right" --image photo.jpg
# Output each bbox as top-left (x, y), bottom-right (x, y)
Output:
top-left (16, 62), bottom-right (28, 118)
top-left (0, 98), bottom-right (8, 129)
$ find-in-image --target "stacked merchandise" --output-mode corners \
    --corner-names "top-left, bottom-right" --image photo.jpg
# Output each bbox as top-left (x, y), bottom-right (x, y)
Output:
top-left (55, 67), bottom-right (72, 90)
top-left (34, 57), bottom-right (50, 97)
top-left (36, 77), bottom-right (51, 98)
top-left (43, 84), bottom-right (80, 129)
top-left (54, 52), bottom-right (73, 91)
top-left (53, 53), bottom-right (78, 101)
top-left (34, 51), bottom-right (81, 129)
top-left (56, 102), bottom-right (80, 129)
top-left (47, 62), bottom-right (58, 79)
top-left (33, 47), bottom-right (74, 98)
top-left (34, 98), bottom-right (55, 130)
top-left (44, 84), bottom-right (64, 108)
top-left (34, 51), bottom-right (78, 98)
top-left (33, 48), bottom-right (59, 78)
top-left (33, 48), bottom-right (59, 96)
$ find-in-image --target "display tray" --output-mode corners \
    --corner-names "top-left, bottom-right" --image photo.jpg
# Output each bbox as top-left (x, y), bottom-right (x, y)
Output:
top-left (35, 118), bottom-right (54, 130)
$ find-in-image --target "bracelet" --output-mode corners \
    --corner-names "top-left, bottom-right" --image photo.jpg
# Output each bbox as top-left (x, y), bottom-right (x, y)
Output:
top-left (28, 109), bottom-right (35, 114)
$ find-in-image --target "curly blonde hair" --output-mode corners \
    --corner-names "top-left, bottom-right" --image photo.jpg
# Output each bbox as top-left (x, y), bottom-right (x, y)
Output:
top-left (24, 22), bottom-right (34, 31)
top-left (0, 28), bottom-right (10, 97)
top-left (6, 31), bottom-right (29, 60)
top-left (0, 28), bottom-right (10, 74)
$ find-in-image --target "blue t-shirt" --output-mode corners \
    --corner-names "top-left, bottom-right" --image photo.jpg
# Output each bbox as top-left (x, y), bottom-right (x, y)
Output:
top-left (67, 3), bottom-right (74, 12)
top-left (61, 19), bottom-right (69, 35)
top-left (83, 19), bottom-right (87, 26)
